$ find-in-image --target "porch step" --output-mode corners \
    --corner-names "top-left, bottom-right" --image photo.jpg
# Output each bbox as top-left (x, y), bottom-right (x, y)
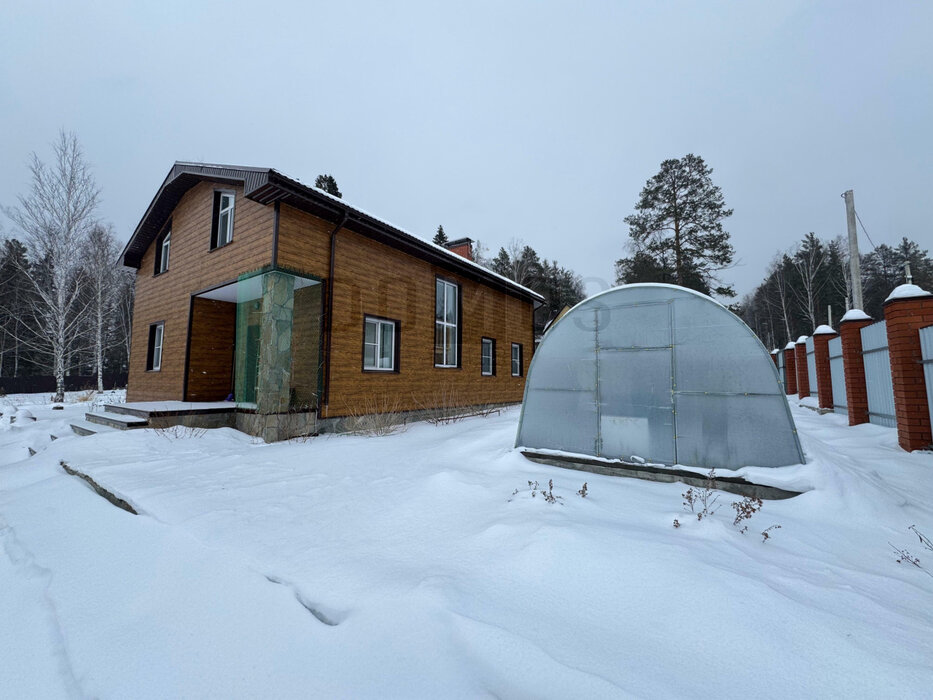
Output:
top-left (85, 411), bottom-right (150, 430)
top-left (70, 420), bottom-right (119, 437)
top-left (103, 403), bottom-right (152, 419)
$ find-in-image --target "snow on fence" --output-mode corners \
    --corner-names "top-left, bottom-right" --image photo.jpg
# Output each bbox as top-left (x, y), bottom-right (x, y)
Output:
top-left (805, 336), bottom-right (817, 396)
top-left (828, 335), bottom-right (847, 416)
top-left (921, 325), bottom-right (933, 431)
top-left (861, 321), bottom-right (896, 428)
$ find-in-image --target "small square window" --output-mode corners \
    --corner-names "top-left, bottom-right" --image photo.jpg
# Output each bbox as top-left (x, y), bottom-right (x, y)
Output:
top-left (511, 343), bottom-right (523, 377)
top-left (481, 338), bottom-right (495, 376)
top-left (211, 191), bottom-right (235, 249)
top-left (147, 323), bottom-right (164, 371)
top-left (363, 316), bottom-right (398, 371)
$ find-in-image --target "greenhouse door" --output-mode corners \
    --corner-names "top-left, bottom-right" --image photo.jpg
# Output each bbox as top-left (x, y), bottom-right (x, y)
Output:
top-left (597, 346), bottom-right (675, 465)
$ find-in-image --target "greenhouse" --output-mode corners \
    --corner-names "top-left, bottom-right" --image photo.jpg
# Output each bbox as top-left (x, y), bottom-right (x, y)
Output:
top-left (516, 284), bottom-right (804, 470)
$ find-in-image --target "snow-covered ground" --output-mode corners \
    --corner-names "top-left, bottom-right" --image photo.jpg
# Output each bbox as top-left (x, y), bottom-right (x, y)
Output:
top-left (1, 392), bottom-right (932, 698)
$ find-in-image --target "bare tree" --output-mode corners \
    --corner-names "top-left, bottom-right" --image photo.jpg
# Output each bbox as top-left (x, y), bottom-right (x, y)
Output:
top-left (3, 131), bottom-right (100, 401)
top-left (83, 224), bottom-right (121, 391)
top-left (790, 233), bottom-right (827, 331)
top-left (765, 254), bottom-right (794, 343)
top-left (113, 267), bottom-right (135, 372)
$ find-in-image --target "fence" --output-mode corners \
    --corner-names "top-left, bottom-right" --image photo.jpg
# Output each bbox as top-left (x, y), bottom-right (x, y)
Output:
top-left (0, 373), bottom-right (128, 396)
top-left (921, 326), bottom-right (933, 433)
top-left (805, 336), bottom-right (817, 395)
top-left (828, 335), bottom-right (847, 416)
top-left (777, 350), bottom-right (785, 388)
top-left (860, 321), bottom-right (897, 428)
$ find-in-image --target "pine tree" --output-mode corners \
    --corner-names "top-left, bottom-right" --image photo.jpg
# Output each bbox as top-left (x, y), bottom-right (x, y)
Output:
top-left (618, 154), bottom-right (735, 296)
top-left (433, 225), bottom-right (448, 246)
top-left (314, 174), bottom-right (342, 198)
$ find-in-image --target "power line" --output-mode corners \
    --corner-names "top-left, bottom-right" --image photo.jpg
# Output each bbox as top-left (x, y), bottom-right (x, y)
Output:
top-left (853, 209), bottom-right (878, 251)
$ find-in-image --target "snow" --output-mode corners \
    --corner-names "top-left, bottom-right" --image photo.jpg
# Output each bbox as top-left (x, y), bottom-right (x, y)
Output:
top-left (784, 341), bottom-right (796, 350)
top-left (120, 400), bottom-right (235, 413)
top-left (796, 335), bottom-right (809, 344)
top-left (2, 393), bottom-right (933, 697)
top-left (885, 283), bottom-right (932, 302)
top-left (841, 308), bottom-right (872, 322)
top-left (812, 324), bottom-right (836, 335)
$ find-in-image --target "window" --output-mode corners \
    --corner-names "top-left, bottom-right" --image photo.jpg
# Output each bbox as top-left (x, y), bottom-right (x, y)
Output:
top-left (481, 338), bottom-right (495, 376)
top-left (211, 191), bottom-right (235, 249)
top-left (363, 316), bottom-right (398, 371)
top-left (511, 343), bottom-right (523, 377)
top-left (434, 278), bottom-right (459, 367)
top-left (155, 229), bottom-right (171, 274)
top-left (147, 323), bottom-right (164, 371)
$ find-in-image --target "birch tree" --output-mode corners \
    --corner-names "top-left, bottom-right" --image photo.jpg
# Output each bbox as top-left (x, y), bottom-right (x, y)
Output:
top-left (3, 131), bottom-right (100, 401)
top-left (83, 223), bottom-right (121, 391)
top-left (790, 233), bottom-right (827, 331)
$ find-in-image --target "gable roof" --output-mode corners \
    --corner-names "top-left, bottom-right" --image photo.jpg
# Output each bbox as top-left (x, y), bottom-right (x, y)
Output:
top-left (122, 162), bottom-right (544, 304)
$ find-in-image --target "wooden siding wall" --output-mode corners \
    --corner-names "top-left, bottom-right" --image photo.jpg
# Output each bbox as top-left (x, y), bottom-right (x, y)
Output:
top-left (187, 298), bottom-right (236, 401)
top-left (276, 206), bottom-right (534, 419)
top-left (290, 284), bottom-right (323, 408)
top-left (127, 181), bottom-right (274, 401)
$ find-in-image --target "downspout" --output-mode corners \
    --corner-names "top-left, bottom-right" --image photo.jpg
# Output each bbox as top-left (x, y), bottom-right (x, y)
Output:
top-left (322, 210), bottom-right (349, 411)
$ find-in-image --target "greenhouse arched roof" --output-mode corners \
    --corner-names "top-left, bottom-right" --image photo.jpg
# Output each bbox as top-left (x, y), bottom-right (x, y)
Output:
top-left (516, 284), bottom-right (804, 470)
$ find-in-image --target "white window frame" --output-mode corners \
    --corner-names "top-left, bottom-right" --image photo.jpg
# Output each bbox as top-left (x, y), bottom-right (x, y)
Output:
top-left (481, 338), bottom-right (494, 376)
top-left (158, 230), bottom-right (171, 273)
top-left (216, 192), bottom-right (235, 247)
top-left (435, 278), bottom-right (459, 368)
top-left (150, 323), bottom-right (164, 372)
top-left (511, 343), bottom-right (522, 377)
top-left (363, 316), bottom-right (396, 371)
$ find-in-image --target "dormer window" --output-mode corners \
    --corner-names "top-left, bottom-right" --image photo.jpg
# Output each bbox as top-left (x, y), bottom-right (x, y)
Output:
top-left (211, 191), bottom-right (235, 249)
top-left (155, 229), bottom-right (171, 274)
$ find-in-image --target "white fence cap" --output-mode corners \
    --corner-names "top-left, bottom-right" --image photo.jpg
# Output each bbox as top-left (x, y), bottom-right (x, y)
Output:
top-left (841, 308), bottom-right (871, 322)
top-left (885, 283), bottom-right (932, 303)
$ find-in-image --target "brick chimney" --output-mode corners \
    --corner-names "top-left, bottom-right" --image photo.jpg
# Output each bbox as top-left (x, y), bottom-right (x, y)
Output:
top-left (445, 237), bottom-right (474, 262)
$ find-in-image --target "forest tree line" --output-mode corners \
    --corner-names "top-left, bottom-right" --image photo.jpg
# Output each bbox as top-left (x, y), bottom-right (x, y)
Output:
top-left (736, 234), bottom-right (932, 351)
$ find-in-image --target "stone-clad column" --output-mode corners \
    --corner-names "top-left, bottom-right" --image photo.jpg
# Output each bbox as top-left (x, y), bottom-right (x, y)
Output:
top-left (883, 284), bottom-right (933, 452)
top-left (812, 325), bottom-right (838, 411)
top-left (257, 271), bottom-right (295, 422)
top-left (838, 310), bottom-right (873, 426)
top-left (783, 342), bottom-right (797, 395)
top-left (795, 336), bottom-right (810, 399)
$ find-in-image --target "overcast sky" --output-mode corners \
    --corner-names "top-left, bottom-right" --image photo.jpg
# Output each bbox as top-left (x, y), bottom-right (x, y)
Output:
top-left (2, 0), bottom-right (930, 298)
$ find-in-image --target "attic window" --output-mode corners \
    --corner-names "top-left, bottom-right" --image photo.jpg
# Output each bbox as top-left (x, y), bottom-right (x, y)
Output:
top-left (154, 229), bottom-right (171, 274)
top-left (211, 191), bottom-right (235, 249)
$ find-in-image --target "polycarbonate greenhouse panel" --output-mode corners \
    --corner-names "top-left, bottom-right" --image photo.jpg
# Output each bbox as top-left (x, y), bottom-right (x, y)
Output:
top-left (516, 284), bottom-right (804, 470)
top-left (673, 394), bottom-right (801, 468)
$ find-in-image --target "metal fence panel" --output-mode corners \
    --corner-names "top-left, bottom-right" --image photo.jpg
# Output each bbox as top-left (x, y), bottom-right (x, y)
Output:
top-left (777, 351), bottom-right (785, 388)
top-left (921, 325), bottom-right (933, 432)
top-left (828, 335), bottom-right (847, 415)
top-left (806, 336), bottom-right (817, 395)
top-left (861, 321), bottom-right (896, 428)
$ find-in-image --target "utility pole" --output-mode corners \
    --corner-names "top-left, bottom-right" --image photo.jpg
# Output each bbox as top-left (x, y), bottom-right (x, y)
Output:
top-left (843, 190), bottom-right (864, 310)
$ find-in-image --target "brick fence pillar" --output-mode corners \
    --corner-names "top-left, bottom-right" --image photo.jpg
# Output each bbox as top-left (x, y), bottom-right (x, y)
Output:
top-left (783, 342), bottom-right (797, 395)
top-left (771, 350), bottom-right (779, 368)
top-left (839, 312), bottom-right (873, 426)
top-left (883, 285), bottom-right (933, 452)
top-left (795, 336), bottom-right (810, 399)
top-left (812, 325), bottom-right (838, 410)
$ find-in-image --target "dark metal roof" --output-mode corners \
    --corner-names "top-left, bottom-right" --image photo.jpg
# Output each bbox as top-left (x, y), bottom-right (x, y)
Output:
top-left (122, 162), bottom-right (544, 304)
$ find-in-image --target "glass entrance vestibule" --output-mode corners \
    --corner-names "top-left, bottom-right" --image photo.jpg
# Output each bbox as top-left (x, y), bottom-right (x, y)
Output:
top-left (190, 268), bottom-right (323, 413)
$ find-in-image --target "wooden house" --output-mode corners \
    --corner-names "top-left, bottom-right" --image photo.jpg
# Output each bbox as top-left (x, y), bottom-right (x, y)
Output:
top-left (120, 163), bottom-right (542, 440)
